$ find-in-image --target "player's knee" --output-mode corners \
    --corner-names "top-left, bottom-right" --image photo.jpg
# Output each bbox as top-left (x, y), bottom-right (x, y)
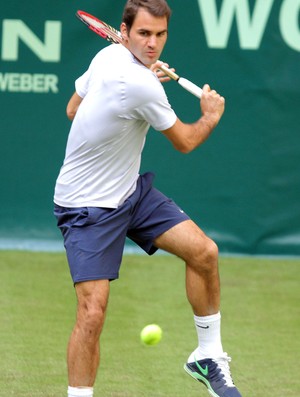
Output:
top-left (203, 238), bottom-right (219, 263)
top-left (191, 236), bottom-right (218, 272)
top-left (78, 302), bottom-right (106, 337)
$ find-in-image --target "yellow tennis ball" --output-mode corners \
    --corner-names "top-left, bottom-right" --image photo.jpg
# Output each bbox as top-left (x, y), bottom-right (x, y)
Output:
top-left (140, 324), bottom-right (162, 345)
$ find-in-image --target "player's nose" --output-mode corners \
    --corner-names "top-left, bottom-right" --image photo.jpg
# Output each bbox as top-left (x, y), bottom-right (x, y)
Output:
top-left (147, 35), bottom-right (157, 47)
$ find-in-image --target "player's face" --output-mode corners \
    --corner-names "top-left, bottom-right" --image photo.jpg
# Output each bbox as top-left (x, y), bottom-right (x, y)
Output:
top-left (121, 8), bottom-right (168, 67)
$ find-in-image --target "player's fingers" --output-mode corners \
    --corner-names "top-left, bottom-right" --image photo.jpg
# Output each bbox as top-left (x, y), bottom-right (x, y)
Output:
top-left (159, 77), bottom-right (171, 83)
top-left (159, 61), bottom-right (170, 69)
top-left (151, 60), bottom-right (170, 72)
top-left (203, 84), bottom-right (210, 92)
top-left (205, 86), bottom-right (224, 102)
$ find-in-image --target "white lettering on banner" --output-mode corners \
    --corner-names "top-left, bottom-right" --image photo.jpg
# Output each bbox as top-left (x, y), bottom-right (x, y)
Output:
top-left (197, 0), bottom-right (300, 51)
top-left (279, 0), bottom-right (300, 51)
top-left (0, 73), bottom-right (59, 93)
top-left (197, 0), bottom-right (274, 49)
top-left (1, 20), bottom-right (61, 61)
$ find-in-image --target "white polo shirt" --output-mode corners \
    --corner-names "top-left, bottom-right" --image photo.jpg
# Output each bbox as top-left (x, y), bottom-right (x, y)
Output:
top-left (54, 44), bottom-right (177, 208)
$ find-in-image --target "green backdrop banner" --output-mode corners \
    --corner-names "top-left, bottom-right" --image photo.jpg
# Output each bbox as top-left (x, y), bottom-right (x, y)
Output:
top-left (1, 0), bottom-right (299, 255)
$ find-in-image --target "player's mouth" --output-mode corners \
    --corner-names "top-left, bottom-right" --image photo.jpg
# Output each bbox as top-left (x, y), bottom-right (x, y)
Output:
top-left (146, 51), bottom-right (157, 58)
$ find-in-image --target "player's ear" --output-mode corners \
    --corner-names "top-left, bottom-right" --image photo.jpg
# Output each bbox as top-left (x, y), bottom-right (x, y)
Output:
top-left (120, 22), bottom-right (129, 41)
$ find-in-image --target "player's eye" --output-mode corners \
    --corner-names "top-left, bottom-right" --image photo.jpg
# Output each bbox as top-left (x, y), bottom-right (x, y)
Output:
top-left (139, 31), bottom-right (150, 37)
top-left (157, 31), bottom-right (167, 38)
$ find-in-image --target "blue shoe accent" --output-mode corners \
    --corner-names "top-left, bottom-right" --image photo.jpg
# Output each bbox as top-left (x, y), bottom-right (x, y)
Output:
top-left (184, 353), bottom-right (242, 397)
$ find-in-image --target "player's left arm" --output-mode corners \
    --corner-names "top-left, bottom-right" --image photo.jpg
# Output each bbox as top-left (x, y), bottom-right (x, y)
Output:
top-left (66, 92), bottom-right (83, 120)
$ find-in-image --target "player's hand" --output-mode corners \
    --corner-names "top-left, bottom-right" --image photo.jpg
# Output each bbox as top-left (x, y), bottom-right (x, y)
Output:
top-left (151, 60), bottom-right (173, 83)
top-left (200, 84), bottom-right (225, 128)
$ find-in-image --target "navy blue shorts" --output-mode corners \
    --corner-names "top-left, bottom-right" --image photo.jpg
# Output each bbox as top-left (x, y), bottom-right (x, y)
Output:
top-left (54, 172), bottom-right (190, 283)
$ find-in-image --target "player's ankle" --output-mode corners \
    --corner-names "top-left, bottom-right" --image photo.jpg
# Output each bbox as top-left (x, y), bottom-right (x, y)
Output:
top-left (68, 386), bottom-right (93, 397)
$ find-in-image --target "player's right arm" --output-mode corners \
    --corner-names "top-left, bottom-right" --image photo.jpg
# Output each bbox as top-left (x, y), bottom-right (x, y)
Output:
top-left (162, 84), bottom-right (225, 153)
top-left (66, 92), bottom-right (83, 120)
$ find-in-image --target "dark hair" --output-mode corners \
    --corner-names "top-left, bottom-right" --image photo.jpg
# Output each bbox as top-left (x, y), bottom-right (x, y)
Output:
top-left (122, 0), bottom-right (172, 31)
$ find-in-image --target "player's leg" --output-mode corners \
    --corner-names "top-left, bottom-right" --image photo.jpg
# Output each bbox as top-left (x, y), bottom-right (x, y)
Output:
top-left (67, 279), bottom-right (110, 387)
top-left (153, 219), bottom-right (220, 316)
top-left (126, 176), bottom-right (242, 396)
top-left (154, 220), bottom-right (242, 397)
top-left (153, 219), bottom-right (224, 358)
top-left (54, 204), bottom-right (132, 397)
top-left (127, 175), bottom-right (220, 316)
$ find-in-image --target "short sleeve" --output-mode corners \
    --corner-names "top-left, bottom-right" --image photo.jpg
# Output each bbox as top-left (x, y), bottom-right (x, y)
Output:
top-left (126, 71), bottom-right (177, 131)
top-left (135, 96), bottom-right (177, 131)
top-left (75, 69), bottom-right (91, 99)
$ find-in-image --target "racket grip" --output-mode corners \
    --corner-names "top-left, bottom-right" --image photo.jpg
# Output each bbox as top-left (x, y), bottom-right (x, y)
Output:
top-left (159, 64), bottom-right (179, 80)
top-left (178, 78), bottom-right (202, 99)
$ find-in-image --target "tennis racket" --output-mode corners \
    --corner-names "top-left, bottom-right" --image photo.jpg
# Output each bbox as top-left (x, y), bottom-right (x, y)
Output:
top-left (76, 10), bottom-right (203, 99)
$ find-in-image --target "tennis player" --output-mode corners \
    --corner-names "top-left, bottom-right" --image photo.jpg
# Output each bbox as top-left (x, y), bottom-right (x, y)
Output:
top-left (54, 1), bottom-right (242, 397)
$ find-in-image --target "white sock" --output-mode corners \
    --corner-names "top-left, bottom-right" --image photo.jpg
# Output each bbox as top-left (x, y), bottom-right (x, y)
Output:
top-left (188, 312), bottom-right (224, 362)
top-left (68, 386), bottom-right (93, 397)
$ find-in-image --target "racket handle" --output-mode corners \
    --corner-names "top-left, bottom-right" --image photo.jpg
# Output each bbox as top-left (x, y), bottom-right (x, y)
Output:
top-left (159, 64), bottom-right (179, 80)
top-left (159, 64), bottom-right (202, 99)
top-left (178, 78), bottom-right (202, 99)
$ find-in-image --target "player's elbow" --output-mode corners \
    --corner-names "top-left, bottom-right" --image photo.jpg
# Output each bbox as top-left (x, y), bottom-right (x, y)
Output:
top-left (66, 106), bottom-right (76, 121)
top-left (162, 120), bottom-right (198, 153)
top-left (173, 129), bottom-right (208, 153)
top-left (66, 92), bottom-right (83, 121)
top-left (173, 141), bottom-right (194, 154)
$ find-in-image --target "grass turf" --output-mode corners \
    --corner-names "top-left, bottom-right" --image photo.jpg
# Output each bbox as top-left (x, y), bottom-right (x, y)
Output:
top-left (0, 251), bottom-right (299, 396)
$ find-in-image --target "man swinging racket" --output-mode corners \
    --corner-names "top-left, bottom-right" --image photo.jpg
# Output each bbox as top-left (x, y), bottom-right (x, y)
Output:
top-left (54, 1), bottom-right (242, 396)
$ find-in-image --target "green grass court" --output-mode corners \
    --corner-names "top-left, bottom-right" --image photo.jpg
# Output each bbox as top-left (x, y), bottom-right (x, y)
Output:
top-left (0, 251), bottom-right (299, 397)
